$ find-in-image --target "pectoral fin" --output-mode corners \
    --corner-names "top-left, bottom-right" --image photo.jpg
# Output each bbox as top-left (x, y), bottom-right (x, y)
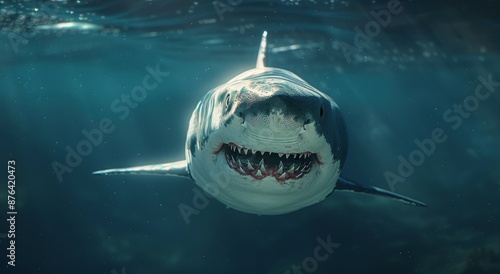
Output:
top-left (335, 177), bottom-right (427, 207)
top-left (93, 160), bottom-right (190, 179)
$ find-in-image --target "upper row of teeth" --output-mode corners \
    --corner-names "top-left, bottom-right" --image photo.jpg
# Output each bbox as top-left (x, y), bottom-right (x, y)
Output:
top-left (228, 144), bottom-right (312, 158)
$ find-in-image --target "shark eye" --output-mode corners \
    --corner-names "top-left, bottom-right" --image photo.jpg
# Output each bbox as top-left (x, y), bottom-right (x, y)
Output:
top-left (320, 105), bottom-right (324, 117)
top-left (225, 93), bottom-right (231, 109)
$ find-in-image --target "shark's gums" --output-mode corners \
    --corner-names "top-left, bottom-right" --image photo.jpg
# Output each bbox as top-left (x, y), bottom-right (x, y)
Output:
top-left (94, 31), bottom-right (427, 215)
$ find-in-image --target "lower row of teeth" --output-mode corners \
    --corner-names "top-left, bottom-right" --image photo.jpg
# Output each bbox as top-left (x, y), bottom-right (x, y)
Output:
top-left (226, 155), bottom-right (311, 180)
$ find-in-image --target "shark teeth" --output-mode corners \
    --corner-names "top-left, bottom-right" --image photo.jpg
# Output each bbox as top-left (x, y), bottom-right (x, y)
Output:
top-left (277, 161), bottom-right (284, 174)
top-left (259, 159), bottom-right (266, 172)
top-left (223, 143), bottom-right (316, 182)
top-left (225, 143), bottom-right (315, 159)
top-left (247, 160), bottom-right (254, 170)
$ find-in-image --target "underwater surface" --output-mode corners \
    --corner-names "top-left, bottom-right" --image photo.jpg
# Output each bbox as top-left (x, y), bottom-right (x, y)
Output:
top-left (1, 0), bottom-right (499, 273)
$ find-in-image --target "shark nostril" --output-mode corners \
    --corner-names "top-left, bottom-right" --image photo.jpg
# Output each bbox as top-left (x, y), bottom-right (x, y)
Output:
top-left (236, 111), bottom-right (245, 123)
top-left (303, 119), bottom-right (311, 130)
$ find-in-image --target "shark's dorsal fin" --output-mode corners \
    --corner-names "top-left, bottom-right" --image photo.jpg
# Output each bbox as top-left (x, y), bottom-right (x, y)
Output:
top-left (335, 177), bottom-right (427, 207)
top-left (256, 31), bottom-right (267, 68)
top-left (93, 160), bottom-right (190, 179)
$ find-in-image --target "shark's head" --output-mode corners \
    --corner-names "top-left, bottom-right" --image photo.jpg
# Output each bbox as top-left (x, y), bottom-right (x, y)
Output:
top-left (94, 32), bottom-right (426, 213)
top-left (186, 67), bottom-right (348, 214)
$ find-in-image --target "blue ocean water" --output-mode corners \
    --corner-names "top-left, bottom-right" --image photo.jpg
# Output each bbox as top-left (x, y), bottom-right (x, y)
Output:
top-left (1, 0), bottom-right (499, 273)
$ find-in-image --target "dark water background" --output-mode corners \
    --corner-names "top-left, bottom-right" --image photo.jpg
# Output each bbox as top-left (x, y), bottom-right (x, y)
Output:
top-left (1, 0), bottom-right (499, 273)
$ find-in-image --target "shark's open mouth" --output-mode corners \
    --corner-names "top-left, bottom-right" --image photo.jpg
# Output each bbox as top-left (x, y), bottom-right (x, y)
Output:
top-left (220, 143), bottom-right (317, 182)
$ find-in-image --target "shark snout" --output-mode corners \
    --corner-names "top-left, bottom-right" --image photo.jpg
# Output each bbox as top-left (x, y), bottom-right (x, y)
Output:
top-left (235, 94), bottom-right (316, 134)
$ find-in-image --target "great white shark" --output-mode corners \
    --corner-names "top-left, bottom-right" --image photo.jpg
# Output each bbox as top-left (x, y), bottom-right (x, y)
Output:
top-left (94, 31), bottom-right (426, 215)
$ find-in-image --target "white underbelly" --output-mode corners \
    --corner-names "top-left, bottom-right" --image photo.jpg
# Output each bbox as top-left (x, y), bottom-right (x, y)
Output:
top-left (189, 152), bottom-right (340, 215)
